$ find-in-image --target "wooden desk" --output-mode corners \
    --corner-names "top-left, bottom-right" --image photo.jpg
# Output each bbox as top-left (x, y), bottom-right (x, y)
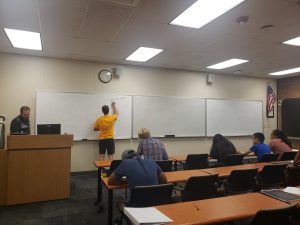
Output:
top-left (93, 160), bottom-right (112, 168)
top-left (169, 155), bottom-right (186, 170)
top-left (270, 160), bottom-right (293, 165)
top-left (165, 170), bottom-right (211, 183)
top-left (169, 154), bottom-right (258, 170)
top-left (93, 160), bottom-right (112, 205)
top-left (202, 162), bottom-right (270, 177)
top-left (155, 193), bottom-right (289, 225)
top-left (101, 169), bottom-right (212, 225)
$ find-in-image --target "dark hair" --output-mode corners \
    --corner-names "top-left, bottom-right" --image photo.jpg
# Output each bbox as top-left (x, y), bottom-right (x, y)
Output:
top-left (253, 132), bottom-right (265, 143)
top-left (271, 129), bottom-right (292, 148)
top-left (102, 105), bottom-right (109, 115)
top-left (210, 134), bottom-right (237, 163)
top-left (122, 149), bottom-right (137, 160)
top-left (20, 106), bottom-right (30, 114)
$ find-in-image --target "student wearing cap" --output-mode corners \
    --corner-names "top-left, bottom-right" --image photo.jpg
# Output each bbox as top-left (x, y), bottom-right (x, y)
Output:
top-left (108, 150), bottom-right (167, 190)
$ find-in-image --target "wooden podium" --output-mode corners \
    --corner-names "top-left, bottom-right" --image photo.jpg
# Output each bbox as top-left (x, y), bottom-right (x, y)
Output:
top-left (5, 135), bottom-right (73, 205)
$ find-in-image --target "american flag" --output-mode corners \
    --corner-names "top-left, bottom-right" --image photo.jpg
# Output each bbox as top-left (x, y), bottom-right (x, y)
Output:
top-left (267, 83), bottom-right (276, 113)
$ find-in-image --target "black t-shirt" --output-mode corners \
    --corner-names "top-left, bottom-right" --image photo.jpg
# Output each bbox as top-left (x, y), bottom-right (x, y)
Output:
top-left (10, 115), bottom-right (30, 134)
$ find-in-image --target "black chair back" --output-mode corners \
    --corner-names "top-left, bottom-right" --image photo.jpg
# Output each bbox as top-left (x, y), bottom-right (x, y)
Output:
top-left (249, 203), bottom-right (297, 225)
top-left (261, 153), bottom-right (280, 162)
top-left (155, 160), bottom-right (173, 172)
top-left (223, 154), bottom-right (244, 166)
top-left (106, 160), bottom-right (122, 176)
top-left (182, 174), bottom-right (219, 202)
top-left (127, 183), bottom-right (174, 207)
top-left (258, 164), bottom-right (287, 189)
top-left (184, 154), bottom-right (209, 170)
top-left (285, 165), bottom-right (300, 186)
top-left (280, 151), bottom-right (297, 161)
top-left (225, 168), bottom-right (258, 195)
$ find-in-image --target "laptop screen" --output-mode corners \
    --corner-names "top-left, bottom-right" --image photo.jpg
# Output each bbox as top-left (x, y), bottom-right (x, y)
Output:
top-left (37, 124), bottom-right (61, 135)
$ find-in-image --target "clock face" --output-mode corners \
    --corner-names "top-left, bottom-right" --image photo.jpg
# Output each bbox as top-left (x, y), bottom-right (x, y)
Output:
top-left (98, 70), bottom-right (112, 83)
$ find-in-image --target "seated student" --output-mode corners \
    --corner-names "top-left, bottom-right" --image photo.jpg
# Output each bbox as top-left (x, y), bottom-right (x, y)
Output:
top-left (243, 132), bottom-right (271, 162)
top-left (269, 129), bottom-right (292, 159)
top-left (108, 150), bottom-right (167, 190)
top-left (210, 134), bottom-right (237, 164)
top-left (136, 128), bottom-right (168, 160)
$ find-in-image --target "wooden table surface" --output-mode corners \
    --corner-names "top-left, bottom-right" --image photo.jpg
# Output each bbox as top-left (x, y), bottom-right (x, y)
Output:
top-left (164, 169), bottom-right (211, 183)
top-left (93, 160), bottom-right (112, 168)
top-left (101, 169), bottom-right (211, 190)
top-left (156, 192), bottom-right (289, 225)
top-left (202, 162), bottom-right (270, 177)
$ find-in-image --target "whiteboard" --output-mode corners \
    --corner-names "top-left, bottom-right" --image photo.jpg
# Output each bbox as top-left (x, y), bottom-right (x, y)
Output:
top-left (206, 99), bottom-right (263, 136)
top-left (132, 96), bottom-right (206, 138)
top-left (36, 91), bottom-right (132, 140)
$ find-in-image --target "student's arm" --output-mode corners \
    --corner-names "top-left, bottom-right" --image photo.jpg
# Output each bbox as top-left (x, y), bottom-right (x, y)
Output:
top-left (242, 150), bottom-right (252, 156)
top-left (111, 101), bottom-right (118, 117)
top-left (10, 119), bottom-right (20, 134)
top-left (108, 172), bottom-right (122, 185)
top-left (108, 160), bottom-right (126, 185)
top-left (158, 171), bottom-right (167, 184)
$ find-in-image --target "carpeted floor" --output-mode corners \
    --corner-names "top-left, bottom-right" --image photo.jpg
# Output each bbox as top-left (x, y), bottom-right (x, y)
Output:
top-left (0, 171), bottom-right (125, 225)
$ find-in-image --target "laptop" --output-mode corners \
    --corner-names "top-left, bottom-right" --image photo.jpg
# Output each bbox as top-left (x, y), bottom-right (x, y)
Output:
top-left (37, 124), bottom-right (61, 135)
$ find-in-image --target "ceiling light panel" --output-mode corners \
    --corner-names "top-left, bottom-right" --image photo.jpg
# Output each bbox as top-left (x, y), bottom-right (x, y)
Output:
top-left (125, 47), bottom-right (163, 62)
top-left (170, 0), bottom-right (246, 29)
top-left (269, 67), bottom-right (300, 76)
top-left (283, 36), bottom-right (300, 47)
top-left (207, 58), bottom-right (249, 69)
top-left (4, 28), bottom-right (42, 50)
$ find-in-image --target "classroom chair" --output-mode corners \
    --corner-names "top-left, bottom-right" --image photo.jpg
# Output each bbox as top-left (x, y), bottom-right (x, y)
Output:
top-left (175, 174), bottom-right (219, 202)
top-left (222, 154), bottom-right (244, 166)
top-left (257, 164), bottom-right (287, 189)
top-left (285, 165), bottom-right (300, 186)
top-left (260, 153), bottom-right (280, 162)
top-left (155, 160), bottom-right (173, 172)
top-left (116, 183), bottom-right (174, 225)
top-left (280, 151), bottom-right (298, 161)
top-left (224, 168), bottom-right (258, 195)
top-left (126, 183), bottom-right (174, 207)
top-left (183, 154), bottom-right (209, 170)
top-left (248, 202), bottom-right (297, 225)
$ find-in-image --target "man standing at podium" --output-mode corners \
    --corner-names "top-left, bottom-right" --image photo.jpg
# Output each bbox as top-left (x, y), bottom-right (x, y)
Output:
top-left (10, 106), bottom-right (31, 135)
top-left (94, 102), bottom-right (118, 160)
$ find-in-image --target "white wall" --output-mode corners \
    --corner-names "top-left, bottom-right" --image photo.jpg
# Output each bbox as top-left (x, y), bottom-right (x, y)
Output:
top-left (0, 53), bottom-right (277, 171)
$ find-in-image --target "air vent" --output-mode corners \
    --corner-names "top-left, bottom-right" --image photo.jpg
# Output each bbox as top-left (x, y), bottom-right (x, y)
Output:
top-left (102, 0), bottom-right (141, 7)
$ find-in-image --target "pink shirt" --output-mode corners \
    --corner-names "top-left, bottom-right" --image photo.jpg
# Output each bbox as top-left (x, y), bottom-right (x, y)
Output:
top-left (269, 138), bottom-right (292, 158)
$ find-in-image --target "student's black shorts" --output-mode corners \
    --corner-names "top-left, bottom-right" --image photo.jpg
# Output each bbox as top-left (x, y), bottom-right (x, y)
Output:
top-left (99, 138), bottom-right (115, 155)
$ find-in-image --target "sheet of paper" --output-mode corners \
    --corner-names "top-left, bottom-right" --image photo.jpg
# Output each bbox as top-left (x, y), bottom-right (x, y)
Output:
top-left (283, 187), bottom-right (300, 196)
top-left (124, 207), bottom-right (173, 225)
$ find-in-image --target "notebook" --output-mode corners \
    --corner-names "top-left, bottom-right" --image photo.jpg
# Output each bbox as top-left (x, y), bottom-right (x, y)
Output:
top-left (261, 189), bottom-right (300, 203)
top-left (124, 207), bottom-right (173, 225)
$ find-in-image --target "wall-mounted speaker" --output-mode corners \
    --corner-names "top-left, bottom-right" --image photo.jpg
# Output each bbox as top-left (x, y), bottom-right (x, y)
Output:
top-left (207, 74), bottom-right (215, 84)
top-left (113, 66), bottom-right (122, 77)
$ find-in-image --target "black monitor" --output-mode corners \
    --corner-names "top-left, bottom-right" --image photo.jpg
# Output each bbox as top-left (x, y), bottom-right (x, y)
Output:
top-left (37, 124), bottom-right (61, 135)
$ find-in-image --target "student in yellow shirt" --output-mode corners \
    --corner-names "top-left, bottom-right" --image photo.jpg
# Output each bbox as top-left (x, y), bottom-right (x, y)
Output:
top-left (94, 102), bottom-right (118, 160)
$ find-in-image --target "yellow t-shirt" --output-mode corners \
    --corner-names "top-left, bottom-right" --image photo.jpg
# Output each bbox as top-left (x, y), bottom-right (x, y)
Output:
top-left (94, 114), bottom-right (117, 139)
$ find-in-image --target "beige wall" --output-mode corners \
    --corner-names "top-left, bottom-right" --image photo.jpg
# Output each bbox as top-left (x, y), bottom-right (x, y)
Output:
top-left (0, 53), bottom-right (277, 171)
